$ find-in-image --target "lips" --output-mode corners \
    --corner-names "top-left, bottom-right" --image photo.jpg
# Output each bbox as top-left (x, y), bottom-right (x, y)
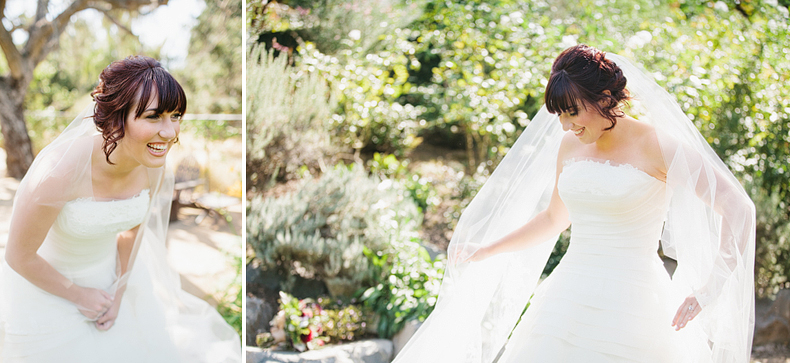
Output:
top-left (573, 127), bottom-right (585, 136)
top-left (147, 142), bottom-right (168, 156)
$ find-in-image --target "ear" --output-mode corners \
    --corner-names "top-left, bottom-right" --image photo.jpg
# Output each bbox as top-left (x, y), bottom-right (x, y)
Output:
top-left (599, 90), bottom-right (612, 106)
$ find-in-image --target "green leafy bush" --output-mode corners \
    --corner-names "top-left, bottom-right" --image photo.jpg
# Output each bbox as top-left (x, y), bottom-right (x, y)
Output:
top-left (313, 297), bottom-right (369, 343)
top-left (368, 152), bottom-right (437, 212)
top-left (360, 237), bottom-right (445, 339)
top-left (246, 164), bottom-right (422, 298)
top-left (753, 186), bottom-right (790, 298)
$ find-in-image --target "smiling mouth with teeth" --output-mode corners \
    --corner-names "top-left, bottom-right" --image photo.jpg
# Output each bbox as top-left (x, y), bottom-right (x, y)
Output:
top-left (147, 143), bottom-right (167, 153)
top-left (573, 128), bottom-right (584, 136)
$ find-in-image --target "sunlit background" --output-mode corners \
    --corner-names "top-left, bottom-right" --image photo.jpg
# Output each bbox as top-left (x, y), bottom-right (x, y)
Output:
top-left (0, 0), bottom-right (242, 336)
top-left (245, 0), bottom-right (790, 361)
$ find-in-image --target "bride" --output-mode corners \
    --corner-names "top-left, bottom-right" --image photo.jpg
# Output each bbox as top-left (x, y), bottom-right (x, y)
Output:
top-left (0, 56), bottom-right (240, 362)
top-left (393, 45), bottom-right (755, 362)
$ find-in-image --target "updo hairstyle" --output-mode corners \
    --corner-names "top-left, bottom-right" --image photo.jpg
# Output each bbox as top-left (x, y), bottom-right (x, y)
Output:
top-left (90, 55), bottom-right (187, 164)
top-left (544, 44), bottom-right (630, 130)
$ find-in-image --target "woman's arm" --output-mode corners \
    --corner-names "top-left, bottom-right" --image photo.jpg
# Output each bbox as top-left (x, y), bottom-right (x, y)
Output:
top-left (469, 184), bottom-right (569, 261)
top-left (465, 137), bottom-right (572, 262)
top-left (116, 225), bottom-right (139, 278)
top-left (95, 225), bottom-right (139, 330)
top-left (4, 198), bottom-right (113, 320)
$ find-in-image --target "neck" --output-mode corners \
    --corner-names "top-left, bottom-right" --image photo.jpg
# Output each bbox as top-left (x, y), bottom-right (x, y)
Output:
top-left (93, 139), bottom-right (141, 178)
top-left (592, 117), bottom-right (625, 152)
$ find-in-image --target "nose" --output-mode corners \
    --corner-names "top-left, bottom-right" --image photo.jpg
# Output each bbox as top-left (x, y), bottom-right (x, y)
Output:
top-left (158, 116), bottom-right (178, 140)
top-left (559, 117), bottom-right (573, 132)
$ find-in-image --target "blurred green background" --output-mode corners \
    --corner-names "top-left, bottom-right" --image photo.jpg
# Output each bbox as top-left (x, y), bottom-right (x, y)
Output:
top-left (246, 0), bottom-right (789, 354)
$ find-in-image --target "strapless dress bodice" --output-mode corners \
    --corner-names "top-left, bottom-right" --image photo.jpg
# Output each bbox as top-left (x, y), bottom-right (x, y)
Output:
top-left (558, 159), bottom-right (667, 260)
top-left (37, 189), bottom-right (149, 279)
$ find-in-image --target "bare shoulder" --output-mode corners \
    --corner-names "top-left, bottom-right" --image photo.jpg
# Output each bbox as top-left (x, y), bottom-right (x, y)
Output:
top-left (628, 119), bottom-right (667, 176)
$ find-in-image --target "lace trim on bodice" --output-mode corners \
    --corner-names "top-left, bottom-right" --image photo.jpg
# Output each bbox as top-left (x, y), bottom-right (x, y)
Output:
top-left (558, 157), bottom-right (665, 199)
top-left (562, 157), bottom-right (663, 183)
top-left (56, 189), bottom-right (150, 238)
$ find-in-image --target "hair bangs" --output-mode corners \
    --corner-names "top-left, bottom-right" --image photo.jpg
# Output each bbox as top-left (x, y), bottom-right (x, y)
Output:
top-left (134, 68), bottom-right (187, 117)
top-left (545, 71), bottom-right (583, 115)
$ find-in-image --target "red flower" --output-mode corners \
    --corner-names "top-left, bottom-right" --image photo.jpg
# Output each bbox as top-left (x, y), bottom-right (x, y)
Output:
top-left (300, 329), bottom-right (313, 343)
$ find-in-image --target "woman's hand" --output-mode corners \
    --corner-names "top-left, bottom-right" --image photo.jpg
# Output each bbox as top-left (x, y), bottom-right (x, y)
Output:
top-left (672, 295), bottom-right (701, 331)
top-left (74, 286), bottom-right (114, 320)
top-left (95, 296), bottom-right (122, 331)
top-left (450, 243), bottom-right (489, 265)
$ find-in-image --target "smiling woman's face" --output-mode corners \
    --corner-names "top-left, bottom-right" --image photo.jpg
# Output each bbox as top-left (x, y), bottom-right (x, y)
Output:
top-left (558, 103), bottom-right (610, 144)
top-left (116, 91), bottom-right (182, 169)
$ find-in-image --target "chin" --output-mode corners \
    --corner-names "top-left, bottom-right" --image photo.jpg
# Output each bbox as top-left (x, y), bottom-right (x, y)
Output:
top-left (140, 155), bottom-right (169, 168)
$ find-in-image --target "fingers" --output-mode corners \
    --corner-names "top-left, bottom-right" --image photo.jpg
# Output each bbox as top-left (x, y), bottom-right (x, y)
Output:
top-left (96, 315), bottom-right (110, 325)
top-left (95, 308), bottom-right (117, 330)
top-left (672, 298), bottom-right (700, 331)
top-left (80, 308), bottom-right (106, 321)
top-left (95, 319), bottom-right (114, 331)
top-left (450, 243), bottom-right (488, 266)
top-left (450, 247), bottom-right (470, 266)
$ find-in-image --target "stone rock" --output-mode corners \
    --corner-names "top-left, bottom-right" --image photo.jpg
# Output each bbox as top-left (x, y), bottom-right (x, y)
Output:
top-left (247, 261), bottom-right (329, 300)
top-left (391, 320), bottom-right (422, 357)
top-left (246, 339), bottom-right (393, 363)
top-left (420, 243), bottom-right (444, 261)
top-left (246, 295), bottom-right (275, 347)
top-left (755, 289), bottom-right (790, 346)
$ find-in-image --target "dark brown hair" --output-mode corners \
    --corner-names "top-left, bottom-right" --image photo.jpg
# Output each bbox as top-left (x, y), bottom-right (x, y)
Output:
top-left (544, 44), bottom-right (630, 130)
top-left (91, 55), bottom-right (187, 164)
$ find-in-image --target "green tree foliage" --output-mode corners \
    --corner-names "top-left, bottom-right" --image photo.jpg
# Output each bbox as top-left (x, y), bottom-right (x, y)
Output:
top-left (177, 0), bottom-right (242, 114)
top-left (249, 0), bottom-right (790, 296)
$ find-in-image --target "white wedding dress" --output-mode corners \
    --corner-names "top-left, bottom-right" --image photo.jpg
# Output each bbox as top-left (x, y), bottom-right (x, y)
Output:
top-left (499, 159), bottom-right (711, 363)
top-left (1, 188), bottom-right (236, 362)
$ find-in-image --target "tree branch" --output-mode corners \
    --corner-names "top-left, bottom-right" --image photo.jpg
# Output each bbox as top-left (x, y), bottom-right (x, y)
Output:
top-left (93, 8), bottom-right (136, 36)
top-left (35, 0), bottom-right (49, 22)
top-left (26, 0), bottom-right (88, 65)
top-left (52, 0), bottom-right (89, 35)
top-left (0, 20), bottom-right (24, 79)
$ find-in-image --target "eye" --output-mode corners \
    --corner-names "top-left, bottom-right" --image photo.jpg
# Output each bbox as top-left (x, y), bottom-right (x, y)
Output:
top-left (146, 114), bottom-right (161, 120)
top-left (172, 113), bottom-right (183, 121)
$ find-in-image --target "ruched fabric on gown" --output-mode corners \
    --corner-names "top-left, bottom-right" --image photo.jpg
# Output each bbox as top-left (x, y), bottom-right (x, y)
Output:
top-left (0, 190), bottom-right (181, 363)
top-left (500, 159), bottom-right (710, 363)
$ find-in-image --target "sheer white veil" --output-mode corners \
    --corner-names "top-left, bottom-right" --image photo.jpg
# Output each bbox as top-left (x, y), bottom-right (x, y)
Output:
top-left (392, 53), bottom-right (755, 362)
top-left (0, 103), bottom-right (240, 361)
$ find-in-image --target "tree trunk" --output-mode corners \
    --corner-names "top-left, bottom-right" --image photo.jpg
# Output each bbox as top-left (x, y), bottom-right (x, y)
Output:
top-left (0, 79), bottom-right (34, 179)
